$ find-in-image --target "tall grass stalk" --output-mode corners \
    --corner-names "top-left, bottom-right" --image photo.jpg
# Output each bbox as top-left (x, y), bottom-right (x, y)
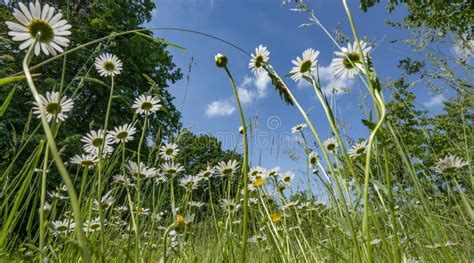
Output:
top-left (22, 36), bottom-right (91, 262)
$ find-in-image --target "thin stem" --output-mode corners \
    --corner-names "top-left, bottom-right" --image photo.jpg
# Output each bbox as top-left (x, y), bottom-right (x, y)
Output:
top-left (223, 66), bottom-right (250, 263)
top-left (39, 142), bottom-right (50, 263)
top-left (23, 37), bottom-right (90, 262)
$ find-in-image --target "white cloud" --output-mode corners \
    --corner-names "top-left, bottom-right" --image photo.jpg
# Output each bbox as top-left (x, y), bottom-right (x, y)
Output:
top-left (205, 72), bottom-right (271, 117)
top-left (205, 100), bottom-right (236, 117)
top-left (237, 71), bottom-right (271, 105)
top-left (296, 64), bottom-right (353, 96)
top-left (424, 94), bottom-right (445, 107)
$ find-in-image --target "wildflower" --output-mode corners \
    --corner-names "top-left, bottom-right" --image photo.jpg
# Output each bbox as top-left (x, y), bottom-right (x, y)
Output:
top-left (308, 151), bottom-right (319, 166)
top-left (135, 207), bottom-right (150, 216)
top-left (50, 219), bottom-right (74, 235)
top-left (239, 126), bottom-right (244, 134)
top-left (267, 167), bottom-right (280, 178)
top-left (81, 129), bottom-right (114, 155)
top-left (39, 202), bottom-right (51, 213)
top-left (93, 191), bottom-right (115, 211)
top-left (112, 174), bottom-right (134, 187)
top-left (197, 166), bottom-right (215, 180)
top-left (176, 214), bottom-right (185, 225)
top-left (6, 1), bottom-right (71, 56)
top-left (249, 167), bottom-right (267, 187)
top-left (280, 171), bottom-right (294, 184)
top-left (48, 191), bottom-right (67, 200)
top-left (220, 199), bottom-right (240, 212)
top-left (161, 162), bottom-right (185, 176)
top-left (249, 45), bottom-right (270, 75)
top-left (215, 160), bottom-right (239, 177)
top-left (189, 201), bottom-right (205, 209)
top-left (95, 53), bottom-right (123, 77)
top-left (290, 48), bottom-right (319, 81)
top-left (270, 212), bottom-right (282, 223)
top-left (348, 140), bottom-right (368, 158)
top-left (291, 123), bottom-right (307, 133)
top-left (109, 123), bottom-right (136, 144)
top-left (323, 137), bottom-right (338, 153)
top-left (214, 53), bottom-right (227, 68)
top-left (127, 160), bottom-right (156, 179)
top-left (83, 217), bottom-right (102, 233)
top-left (159, 143), bottom-right (179, 161)
top-left (132, 94), bottom-right (161, 115)
top-left (248, 234), bottom-right (267, 243)
top-left (332, 40), bottom-right (372, 79)
top-left (185, 214), bottom-right (195, 224)
top-left (179, 175), bottom-right (200, 190)
top-left (370, 239), bottom-right (381, 245)
top-left (277, 182), bottom-right (290, 192)
top-left (433, 155), bottom-right (468, 174)
top-left (70, 154), bottom-right (98, 167)
top-left (33, 91), bottom-right (74, 122)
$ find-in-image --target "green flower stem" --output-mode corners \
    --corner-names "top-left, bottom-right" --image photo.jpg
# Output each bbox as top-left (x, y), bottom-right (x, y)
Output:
top-left (207, 182), bottom-right (221, 241)
top-left (96, 75), bottom-right (115, 261)
top-left (309, 76), bottom-right (357, 178)
top-left (39, 142), bottom-right (49, 263)
top-left (342, 1), bottom-right (388, 260)
top-left (222, 66), bottom-right (250, 263)
top-left (136, 114), bottom-right (149, 261)
top-left (23, 37), bottom-right (90, 262)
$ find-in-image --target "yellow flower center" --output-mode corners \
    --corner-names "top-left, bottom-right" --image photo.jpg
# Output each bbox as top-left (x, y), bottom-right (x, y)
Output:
top-left (342, 52), bottom-right (361, 69)
top-left (45, 102), bottom-right (62, 115)
top-left (103, 61), bottom-right (115, 72)
top-left (300, 60), bottom-right (312, 73)
top-left (116, 131), bottom-right (128, 140)
top-left (252, 177), bottom-right (265, 187)
top-left (271, 213), bottom-right (282, 223)
top-left (28, 19), bottom-right (54, 43)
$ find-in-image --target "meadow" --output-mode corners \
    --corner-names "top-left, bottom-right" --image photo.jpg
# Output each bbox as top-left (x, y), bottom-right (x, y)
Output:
top-left (0, 0), bottom-right (472, 262)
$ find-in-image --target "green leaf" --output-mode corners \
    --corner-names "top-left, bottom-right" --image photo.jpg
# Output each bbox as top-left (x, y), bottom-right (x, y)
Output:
top-left (134, 32), bottom-right (187, 51)
top-left (0, 74), bottom-right (40, 87)
top-left (0, 86), bottom-right (16, 117)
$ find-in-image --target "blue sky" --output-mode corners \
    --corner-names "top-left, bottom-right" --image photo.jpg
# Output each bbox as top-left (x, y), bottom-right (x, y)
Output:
top-left (145, 0), bottom-right (453, 191)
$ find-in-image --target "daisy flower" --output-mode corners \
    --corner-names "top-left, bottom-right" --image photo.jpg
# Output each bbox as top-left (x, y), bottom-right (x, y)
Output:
top-left (159, 143), bottom-right (179, 161)
top-left (215, 160), bottom-right (240, 177)
top-left (81, 129), bottom-right (114, 155)
top-left (249, 166), bottom-right (266, 177)
top-left (70, 154), bottom-right (98, 167)
top-left (50, 219), bottom-right (75, 235)
top-left (433, 155), bottom-right (468, 174)
top-left (32, 91), bottom-right (74, 122)
top-left (267, 167), bottom-right (280, 178)
top-left (132, 94), bottom-right (161, 115)
top-left (135, 207), bottom-right (150, 216)
top-left (6, 1), bottom-right (71, 56)
top-left (307, 151), bottom-right (319, 167)
top-left (179, 175), bottom-right (201, 190)
top-left (249, 45), bottom-right (270, 75)
top-left (290, 48), bottom-right (319, 81)
top-left (127, 161), bottom-right (156, 179)
top-left (161, 162), bottom-right (185, 176)
top-left (92, 191), bottom-right (115, 211)
top-left (112, 174), bottom-right (135, 187)
top-left (280, 171), bottom-right (294, 185)
top-left (83, 217), bottom-right (102, 233)
top-left (332, 40), bottom-right (372, 79)
top-left (291, 123), bottom-right (307, 133)
top-left (348, 140), bottom-right (368, 158)
top-left (189, 201), bottom-right (205, 209)
top-left (323, 137), bottom-right (338, 153)
top-left (220, 199), bottom-right (240, 212)
top-left (197, 166), bottom-right (215, 180)
top-left (94, 53), bottom-right (123, 77)
top-left (109, 123), bottom-right (136, 144)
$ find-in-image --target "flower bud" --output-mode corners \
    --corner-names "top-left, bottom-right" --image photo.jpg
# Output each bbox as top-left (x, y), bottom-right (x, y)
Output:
top-left (215, 53), bottom-right (228, 68)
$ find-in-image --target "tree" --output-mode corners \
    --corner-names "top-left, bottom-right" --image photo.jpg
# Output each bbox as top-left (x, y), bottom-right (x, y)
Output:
top-left (0, 1), bottom-right (182, 168)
